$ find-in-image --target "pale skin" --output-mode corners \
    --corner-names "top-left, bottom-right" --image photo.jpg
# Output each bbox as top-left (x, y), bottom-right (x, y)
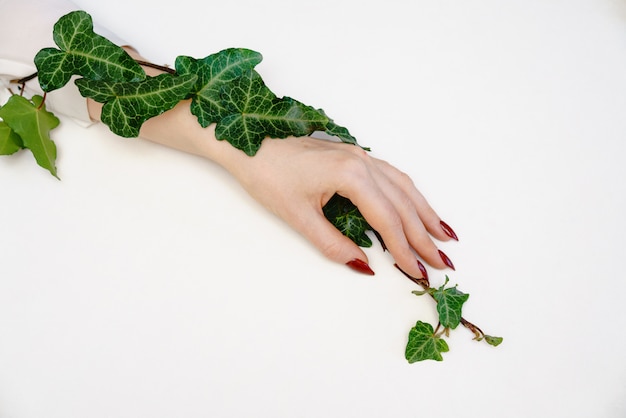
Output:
top-left (87, 49), bottom-right (457, 278)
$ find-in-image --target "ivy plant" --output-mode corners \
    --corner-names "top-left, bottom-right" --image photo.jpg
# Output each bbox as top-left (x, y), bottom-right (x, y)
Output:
top-left (0, 10), bottom-right (502, 362)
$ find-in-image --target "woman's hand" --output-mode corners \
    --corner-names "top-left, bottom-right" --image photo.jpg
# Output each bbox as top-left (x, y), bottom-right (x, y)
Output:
top-left (2, 13), bottom-right (454, 277)
top-left (88, 52), bottom-right (458, 279)
top-left (225, 135), bottom-right (458, 278)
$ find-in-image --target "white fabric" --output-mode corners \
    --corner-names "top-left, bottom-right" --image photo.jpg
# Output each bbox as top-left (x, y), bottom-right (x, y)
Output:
top-left (0, 0), bottom-right (129, 126)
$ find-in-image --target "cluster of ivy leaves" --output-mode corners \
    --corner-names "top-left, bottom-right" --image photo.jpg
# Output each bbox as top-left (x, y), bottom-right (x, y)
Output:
top-left (0, 10), bottom-right (501, 363)
top-left (404, 275), bottom-right (502, 362)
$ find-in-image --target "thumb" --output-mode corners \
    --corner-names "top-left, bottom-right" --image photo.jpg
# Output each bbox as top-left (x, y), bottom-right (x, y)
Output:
top-left (289, 206), bottom-right (375, 276)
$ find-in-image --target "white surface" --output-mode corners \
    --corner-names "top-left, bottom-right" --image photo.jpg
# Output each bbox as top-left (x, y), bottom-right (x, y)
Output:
top-left (1, 0), bottom-right (626, 417)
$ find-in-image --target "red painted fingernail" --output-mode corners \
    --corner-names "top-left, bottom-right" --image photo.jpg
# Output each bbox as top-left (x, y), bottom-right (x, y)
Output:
top-left (438, 250), bottom-right (455, 270)
top-left (346, 259), bottom-right (375, 276)
top-left (417, 259), bottom-right (429, 281)
top-left (440, 220), bottom-right (459, 241)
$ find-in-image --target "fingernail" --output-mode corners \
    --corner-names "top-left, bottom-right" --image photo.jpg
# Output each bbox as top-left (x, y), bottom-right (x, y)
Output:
top-left (440, 220), bottom-right (459, 241)
top-left (346, 259), bottom-right (375, 276)
top-left (417, 259), bottom-right (429, 281)
top-left (438, 250), bottom-right (455, 270)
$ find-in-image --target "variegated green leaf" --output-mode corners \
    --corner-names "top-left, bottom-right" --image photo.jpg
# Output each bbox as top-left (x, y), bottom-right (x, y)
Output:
top-left (405, 321), bottom-right (449, 363)
top-left (175, 48), bottom-right (263, 127)
top-left (75, 73), bottom-right (197, 137)
top-left (215, 69), bottom-right (328, 155)
top-left (322, 194), bottom-right (372, 247)
top-left (432, 277), bottom-right (470, 330)
top-left (34, 10), bottom-right (145, 92)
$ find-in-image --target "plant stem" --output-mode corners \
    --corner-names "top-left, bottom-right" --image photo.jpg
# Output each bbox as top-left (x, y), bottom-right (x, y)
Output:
top-left (372, 229), bottom-right (388, 252)
top-left (10, 59), bottom-right (177, 88)
top-left (135, 60), bottom-right (176, 74)
top-left (460, 318), bottom-right (485, 340)
top-left (394, 263), bottom-right (429, 289)
top-left (11, 72), bottom-right (37, 85)
top-left (37, 92), bottom-right (47, 110)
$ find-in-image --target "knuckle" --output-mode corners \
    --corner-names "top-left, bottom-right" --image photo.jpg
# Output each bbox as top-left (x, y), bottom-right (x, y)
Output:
top-left (379, 212), bottom-right (404, 235)
top-left (396, 170), bottom-right (415, 188)
top-left (336, 153), bottom-right (370, 182)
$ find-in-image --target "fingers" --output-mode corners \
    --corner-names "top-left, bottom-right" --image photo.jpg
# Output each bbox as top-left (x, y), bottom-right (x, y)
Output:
top-left (366, 160), bottom-right (454, 270)
top-left (333, 151), bottom-right (458, 278)
top-left (372, 158), bottom-right (455, 242)
top-left (341, 185), bottom-right (432, 278)
top-left (237, 136), bottom-right (458, 279)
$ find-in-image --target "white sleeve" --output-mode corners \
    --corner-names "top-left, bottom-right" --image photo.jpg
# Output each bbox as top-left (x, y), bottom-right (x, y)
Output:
top-left (0, 0), bottom-right (130, 127)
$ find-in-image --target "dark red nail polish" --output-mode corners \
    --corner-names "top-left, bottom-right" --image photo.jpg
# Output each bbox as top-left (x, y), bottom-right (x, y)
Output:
top-left (440, 220), bottom-right (459, 241)
top-left (346, 259), bottom-right (375, 275)
top-left (417, 259), bottom-right (429, 281)
top-left (438, 250), bottom-right (455, 270)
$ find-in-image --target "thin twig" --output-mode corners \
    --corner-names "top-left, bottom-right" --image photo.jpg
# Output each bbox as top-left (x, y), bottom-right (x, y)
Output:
top-left (11, 72), bottom-right (38, 85)
top-left (37, 92), bottom-right (47, 110)
top-left (394, 263), bottom-right (429, 289)
top-left (135, 60), bottom-right (176, 74)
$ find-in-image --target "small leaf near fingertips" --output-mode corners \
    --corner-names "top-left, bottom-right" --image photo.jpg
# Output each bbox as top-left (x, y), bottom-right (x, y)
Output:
top-left (322, 194), bottom-right (372, 248)
top-left (431, 277), bottom-right (469, 330)
top-left (405, 321), bottom-right (449, 363)
top-left (484, 335), bottom-right (503, 347)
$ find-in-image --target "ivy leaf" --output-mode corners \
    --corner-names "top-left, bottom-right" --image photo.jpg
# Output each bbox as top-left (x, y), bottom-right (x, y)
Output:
top-left (324, 119), bottom-right (359, 147)
top-left (34, 10), bottom-right (145, 92)
top-left (75, 73), bottom-right (197, 138)
top-left (175, 48), bottom-right (263, 127)
top-left (322, 194), bottom-right (372, 247)
top-left (430, 278), bottom-right (465, 329)
top-left (0, 120), bottom-right (23, 155)
top-left (317, 109), bottom-right (369, 151)
top-left (431, 277), bottom-right (469, 330)
top-left (215, 69), bottom-right (328, 156)
top-left (484, 335), bottom-right (503, 347)
top-left (405, 321), bottom-right (449, 363)
top-left (0, 95), bottom-right (60, 178)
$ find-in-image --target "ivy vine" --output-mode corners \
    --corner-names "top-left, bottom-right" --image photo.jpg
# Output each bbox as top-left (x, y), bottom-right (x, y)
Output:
top-left (0, 10), bottom-right (502, 362)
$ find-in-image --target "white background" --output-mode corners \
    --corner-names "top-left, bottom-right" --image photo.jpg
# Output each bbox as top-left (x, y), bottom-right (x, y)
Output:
top-left (1, 0), bottom-right (625, 417)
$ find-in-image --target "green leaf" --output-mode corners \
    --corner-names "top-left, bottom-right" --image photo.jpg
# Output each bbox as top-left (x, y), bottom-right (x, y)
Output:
top-left (34, 10), bottom-right (145, 92)
top-left (411, 289), bottom-right (430, 296)
top-left (75, 73), bottom-right (197, 137)
top-left (322, 194), bottom-right (372, 247)
top-left (214, 69), bottom-right (329, 156)
top-left (405, 321), bottom-right (449, 363)
top-left (484, 335), bottom-right (503, 347)
top-left (0, 120), bottom-right (24, 155)
top-left (175, 48), bottom-right (263, 127)
top-left (317, 109), bottom-right (369, 151)
top-left (324, 119), bottom-right (358, 146)
top-left (0, 95), bottom-right (60, 178)
top-left (432, 277), bottom-right (469, 330)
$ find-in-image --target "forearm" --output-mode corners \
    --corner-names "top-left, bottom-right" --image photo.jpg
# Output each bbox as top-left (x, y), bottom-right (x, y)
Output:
top-left (86, 49), bottom-right (249, 176)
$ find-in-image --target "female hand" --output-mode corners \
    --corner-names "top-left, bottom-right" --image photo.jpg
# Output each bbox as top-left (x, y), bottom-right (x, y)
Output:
top-left (88, 51), bottom-right (458, 279)
top-left (225, 134), bottom-right (458, 278)
top-left (93, 93), bottom-right (457, 278)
